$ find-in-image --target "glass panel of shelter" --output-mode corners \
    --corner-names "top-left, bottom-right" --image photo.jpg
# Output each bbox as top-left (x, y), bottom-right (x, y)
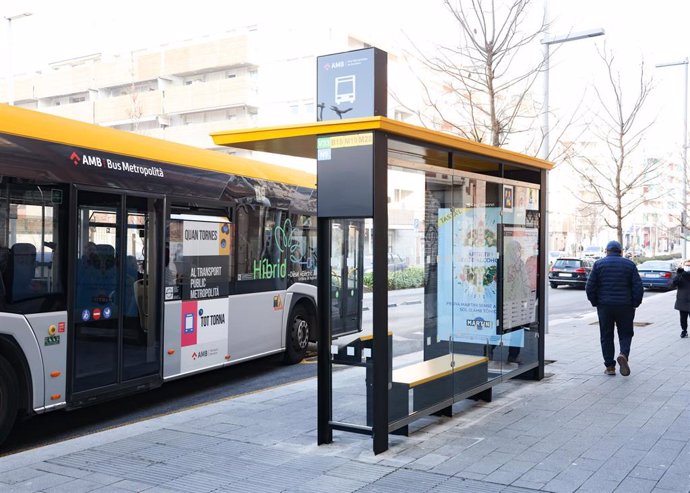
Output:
top-left (499, 185), bottom-right (541, 373)
top-left (383, 157), bottom-right (543, 427)
top-left (385, 166), bottom-right (454, 428)
top-left (330, 218), bottom-right (368, 428)
top-left (448, 175), bottom-right (503, 393)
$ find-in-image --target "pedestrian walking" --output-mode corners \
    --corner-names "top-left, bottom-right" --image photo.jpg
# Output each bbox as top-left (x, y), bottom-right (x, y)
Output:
top-left (672, 259), bottom-right (690, 338)
top-left (585, 240), bottom-right (643, 376)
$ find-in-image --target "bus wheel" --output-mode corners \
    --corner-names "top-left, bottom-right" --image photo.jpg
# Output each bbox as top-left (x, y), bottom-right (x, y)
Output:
top-left (284, 304), bottom-right (310, 364)
top-left (0, 355), bottom-right (18, 445)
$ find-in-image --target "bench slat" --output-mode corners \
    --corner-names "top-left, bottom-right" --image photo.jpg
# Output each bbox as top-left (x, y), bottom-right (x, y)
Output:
top-left (392, 354), bottom-right (488, 387)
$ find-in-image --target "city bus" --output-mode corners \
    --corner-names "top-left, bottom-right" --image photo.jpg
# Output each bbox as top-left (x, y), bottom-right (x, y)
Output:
top-left (0, 105), bottom-right (361, 445)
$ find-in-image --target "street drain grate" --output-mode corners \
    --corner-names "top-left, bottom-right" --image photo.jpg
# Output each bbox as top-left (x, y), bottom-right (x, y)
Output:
top-left (589, 321), bottom-right (652, 327)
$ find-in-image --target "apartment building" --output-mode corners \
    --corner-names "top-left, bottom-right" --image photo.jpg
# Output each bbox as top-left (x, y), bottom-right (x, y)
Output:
top-left (627, 157), bottom-right (684, 255)
top-left (3, 28), bottom-right (262, 150)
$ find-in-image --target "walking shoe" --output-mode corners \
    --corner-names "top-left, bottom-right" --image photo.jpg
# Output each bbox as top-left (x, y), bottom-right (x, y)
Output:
top-left (617, 353), bottom-right (630, 376)
top-left (604, 367), bottom-right (616, 375)
top-left (682, 330), bottom-right (688, 338)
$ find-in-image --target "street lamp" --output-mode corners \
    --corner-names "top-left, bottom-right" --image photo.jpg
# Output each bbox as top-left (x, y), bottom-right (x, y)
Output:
top-left (540, 28), bottom-right (604, 254)
top-left (655, 58), bottom-right (688, 260)
top-left (5, 12), bottom-right (32, 106)
top-left (540, 28), bottom-right (605, 160)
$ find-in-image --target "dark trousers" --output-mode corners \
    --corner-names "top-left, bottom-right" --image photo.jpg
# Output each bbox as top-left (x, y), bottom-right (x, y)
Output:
top-left (680, 311), bottom-right (689, 331)
top-left (597, 305), bottom-right (635, 368)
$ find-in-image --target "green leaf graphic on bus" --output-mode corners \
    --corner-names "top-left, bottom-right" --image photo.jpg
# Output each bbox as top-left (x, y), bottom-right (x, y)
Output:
top-left (274, 219), bottom-right (301, 263)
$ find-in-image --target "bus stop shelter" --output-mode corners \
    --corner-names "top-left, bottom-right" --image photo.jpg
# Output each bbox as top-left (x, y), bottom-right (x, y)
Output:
top-left (212, 116), bottom-right (553, 454)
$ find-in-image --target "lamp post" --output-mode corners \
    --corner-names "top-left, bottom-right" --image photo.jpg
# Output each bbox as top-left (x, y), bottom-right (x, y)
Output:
top-left (656, 58), bottom-right (688, 260)
top-left (540, 28), bottom-right (604, 253)
top-left (5, 12), bottom-right (32, 106)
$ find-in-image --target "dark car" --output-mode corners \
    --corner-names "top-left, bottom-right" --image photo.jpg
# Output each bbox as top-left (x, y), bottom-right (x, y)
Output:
top-left (637, 260), bottom-right (677, 291)
top-left (549, 257), bottom-right (593, 289)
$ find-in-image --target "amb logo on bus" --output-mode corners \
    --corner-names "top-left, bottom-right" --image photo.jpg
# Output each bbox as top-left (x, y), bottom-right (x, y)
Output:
top-left (68, 150), bottom-right (165, 178)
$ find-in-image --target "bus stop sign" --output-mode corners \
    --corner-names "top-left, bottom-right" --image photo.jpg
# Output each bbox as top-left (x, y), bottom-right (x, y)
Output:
top-left (316, 47), bottom-right (387, 122)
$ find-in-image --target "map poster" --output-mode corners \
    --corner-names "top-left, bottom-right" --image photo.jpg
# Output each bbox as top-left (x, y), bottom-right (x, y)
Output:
top-left (437, 207), bottom-right (499, 345)
top-left (502, 226), bottom-right (538, 331)
top-left (437, 207), bottom-right (525, 348)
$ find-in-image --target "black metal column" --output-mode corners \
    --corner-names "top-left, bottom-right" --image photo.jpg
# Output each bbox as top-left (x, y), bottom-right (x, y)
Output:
top-left (536, 169), bottom-right (547, 380)
top-left (372, 132), bottom-right (389, 454)
top-left (317, 218), bottom-right (332, 444)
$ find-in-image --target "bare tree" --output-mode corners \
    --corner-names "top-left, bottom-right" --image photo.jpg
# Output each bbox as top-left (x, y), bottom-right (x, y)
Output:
top-left (127, 51), bottom-right (144, 132)
top-left (394, 0), bottom-right (547, 149)
top-left (575, 202), bottom-right (603, 247)
top-left (567, 47), bottom-right (663, 245)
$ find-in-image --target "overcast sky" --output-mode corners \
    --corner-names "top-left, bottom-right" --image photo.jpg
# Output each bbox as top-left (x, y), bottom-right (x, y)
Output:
top-left (3, 0), bottom-right (689, 157)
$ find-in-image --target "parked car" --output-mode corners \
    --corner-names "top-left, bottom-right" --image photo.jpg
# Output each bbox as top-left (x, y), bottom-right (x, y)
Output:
top-left (637, 260), bottom-right (678, 291)
top-left (363, 253), bottom-right (408, 274)
top-left (582, 245), bottom-right (604, 260)
top-left (549, 257), bottom-right (593, 289)
top-left (625, 248), bottom-right (646, 259)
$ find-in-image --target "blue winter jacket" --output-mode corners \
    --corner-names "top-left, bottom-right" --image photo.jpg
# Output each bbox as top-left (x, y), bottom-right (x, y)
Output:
top-left (585, 252), bottom-right (643, 307)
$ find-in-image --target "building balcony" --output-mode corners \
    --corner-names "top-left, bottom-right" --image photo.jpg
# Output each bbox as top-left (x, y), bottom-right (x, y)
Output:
top-left (3, 76), bottom-right (37, 103)
top-left (95, 91), bottom-right (164, 124)
top-left (35, 64), bottom-right (98, 98)
top-left (95, 52), bottom-right (162, 89)
top-left (42, 101), bottom-right (96, 123)
top-left (163, 78), bottom-right (257, 115)
top-left (163, 36), bottom-right (253, 76)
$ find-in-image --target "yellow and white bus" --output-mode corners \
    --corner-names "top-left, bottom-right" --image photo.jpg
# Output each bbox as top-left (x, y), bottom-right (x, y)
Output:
top-left (0, 105), bottom-right (332, 444)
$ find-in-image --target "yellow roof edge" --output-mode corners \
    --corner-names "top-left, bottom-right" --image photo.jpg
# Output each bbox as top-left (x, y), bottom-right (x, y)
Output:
top-left (210, 116), bottom-right (386, 144)
top-left (212, 116), bottom-right (553, 171)
top-left (377, 118), bottom-right (553, 170)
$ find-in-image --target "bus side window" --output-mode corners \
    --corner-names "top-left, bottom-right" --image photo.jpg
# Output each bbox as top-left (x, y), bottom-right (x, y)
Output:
top-left (0, 182), bottom-right (67, 314)
top-left (0, 247), bottom-right (8, 301)
top-left (6, 243), bottom-right (37, 303)
top-left (236, 205), bottom-right (263, 280)
top-left (261, 209), bottom-right (281, 263)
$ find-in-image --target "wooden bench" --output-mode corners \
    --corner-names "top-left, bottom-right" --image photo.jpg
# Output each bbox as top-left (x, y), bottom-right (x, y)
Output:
top-left (389, 353), bottom-right (489, 422)
top-left (333, 335), bottom-right (490, 430)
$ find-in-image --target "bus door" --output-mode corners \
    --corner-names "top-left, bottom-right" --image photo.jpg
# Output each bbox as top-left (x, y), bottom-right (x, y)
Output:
top-left (71, 190), bottom-right (164, 397)
top-left (330, 219), bottom-right (364, 337)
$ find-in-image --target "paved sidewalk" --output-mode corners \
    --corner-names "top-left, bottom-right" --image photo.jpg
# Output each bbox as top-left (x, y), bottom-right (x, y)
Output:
top-left (0, 291), bottom-right (688, 492)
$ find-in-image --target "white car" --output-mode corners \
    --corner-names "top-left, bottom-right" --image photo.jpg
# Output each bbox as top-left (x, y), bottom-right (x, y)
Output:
top-left (582, 246), bottom-right (604, 260)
